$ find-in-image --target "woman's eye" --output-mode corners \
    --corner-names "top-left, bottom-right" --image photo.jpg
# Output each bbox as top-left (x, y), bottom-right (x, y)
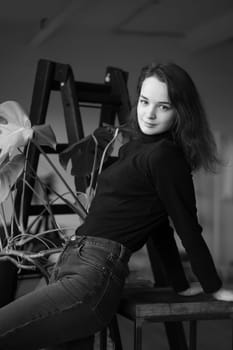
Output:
top-left (140, 99), bottom-right (148, 105)
top-left (159, 105), bottom-right (170, 111)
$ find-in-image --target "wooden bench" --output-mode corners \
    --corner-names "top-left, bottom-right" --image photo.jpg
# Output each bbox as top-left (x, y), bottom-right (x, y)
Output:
top-left (115, 286), bottom-right (233, 350)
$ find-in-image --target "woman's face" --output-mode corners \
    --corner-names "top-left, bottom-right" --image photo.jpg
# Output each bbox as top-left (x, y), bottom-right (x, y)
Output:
top-left (137, 76), bottom-right (176, 135)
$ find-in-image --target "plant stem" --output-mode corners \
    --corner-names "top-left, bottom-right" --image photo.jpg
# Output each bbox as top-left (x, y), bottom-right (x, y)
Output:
top-left (0, 204), bottom-right (8, 249)
top-left (24, 179), bottom-right (59, 230)
top-left (32, 140), bottom-right (87, 217)
top-left (19, 141), bottom-right (31, 234)
top-left (86, 134), bottom-right (98, 211)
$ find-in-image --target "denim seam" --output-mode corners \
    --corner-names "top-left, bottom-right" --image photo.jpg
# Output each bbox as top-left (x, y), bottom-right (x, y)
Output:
top-left (0, 299), bottom-right (94, 339)
top-left (91, 272), bottom-right (112, 325)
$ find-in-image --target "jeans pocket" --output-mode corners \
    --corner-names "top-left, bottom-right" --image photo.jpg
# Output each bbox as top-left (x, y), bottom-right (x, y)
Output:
top-left (76, 244), bottom-right (109, 272)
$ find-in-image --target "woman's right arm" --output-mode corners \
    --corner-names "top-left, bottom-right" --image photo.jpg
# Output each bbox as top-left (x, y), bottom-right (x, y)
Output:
top-left (149, 220), bottom-right (189, 293)
top-left (151, 145), bottom-right (222, 294)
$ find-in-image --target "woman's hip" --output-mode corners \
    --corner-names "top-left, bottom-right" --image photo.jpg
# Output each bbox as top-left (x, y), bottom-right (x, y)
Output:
top-left (50, 235), bottom-right (131, 322)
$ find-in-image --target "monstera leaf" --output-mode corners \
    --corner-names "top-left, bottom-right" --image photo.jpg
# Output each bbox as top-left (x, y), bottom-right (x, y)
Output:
top-left (59, 126), bottom-right (116, 177)
top-left (0, 101), bottom-right (33, 165)
top-left (33, 124), bottom-right (57, 149)
top-left (0, 154), bottom-right (25, 203)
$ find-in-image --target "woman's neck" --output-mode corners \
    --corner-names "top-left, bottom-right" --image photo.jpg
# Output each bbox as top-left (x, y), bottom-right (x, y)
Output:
top-left (137, 129), bottom-right (172, 143)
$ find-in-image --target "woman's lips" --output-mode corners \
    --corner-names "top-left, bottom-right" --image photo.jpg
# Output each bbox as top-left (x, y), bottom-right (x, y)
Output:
top-left (143, 121), bottom-right (157, 128)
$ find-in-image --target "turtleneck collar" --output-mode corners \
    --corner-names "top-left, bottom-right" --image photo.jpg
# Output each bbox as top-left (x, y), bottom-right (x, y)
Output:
top-left (136, 129), bottom-right (173, 144)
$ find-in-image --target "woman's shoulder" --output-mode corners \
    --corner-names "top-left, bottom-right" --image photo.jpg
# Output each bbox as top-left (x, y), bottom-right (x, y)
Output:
top-left (119, 137), bottom-right (187, 167)
top-left (147, 139), bottom-right (190, 174)
top-left (148, 138), bottom-right (182, 161)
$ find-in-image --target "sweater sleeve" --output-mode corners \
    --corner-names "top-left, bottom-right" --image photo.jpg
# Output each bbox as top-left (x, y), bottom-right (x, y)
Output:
top-left (148, 144), bottom-right (222, 293)
top-left (150, 220), bottom-right (190, 292)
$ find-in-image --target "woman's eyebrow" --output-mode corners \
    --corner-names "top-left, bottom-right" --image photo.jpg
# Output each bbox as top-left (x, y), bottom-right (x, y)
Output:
top-left (140, 94), bottom-right (171, 105)
top-left (140, 94), bottom-right (148, 100)
top-left (158, 101), bottom-right (172, 105)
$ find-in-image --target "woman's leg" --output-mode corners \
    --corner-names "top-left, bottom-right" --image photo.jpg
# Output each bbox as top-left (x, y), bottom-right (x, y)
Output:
top-left (47, 335), bottom-right (95, 350)
top-left (0, 279), bottom-right (101, 350)
top-left (0, 235), bottom-right (129, 350)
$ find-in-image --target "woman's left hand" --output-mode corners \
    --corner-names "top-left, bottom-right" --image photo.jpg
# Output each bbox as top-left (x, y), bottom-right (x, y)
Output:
top-left (212, 288), bottom-right (233, 301)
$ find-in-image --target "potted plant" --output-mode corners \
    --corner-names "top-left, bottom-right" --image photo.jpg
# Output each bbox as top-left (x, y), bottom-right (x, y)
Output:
top-left (0, 100), bottom-right (128, 303)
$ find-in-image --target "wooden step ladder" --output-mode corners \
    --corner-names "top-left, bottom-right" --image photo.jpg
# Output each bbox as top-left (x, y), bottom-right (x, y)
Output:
top-left (14, 58), bottom-right (131, 230)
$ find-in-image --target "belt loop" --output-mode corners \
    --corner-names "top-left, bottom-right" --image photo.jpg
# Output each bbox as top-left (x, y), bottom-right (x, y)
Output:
top-left (77, 235), bottom-right (86, 246)
top-left (119, 244), bottom-right (130, 263)
top-left (119, 244), bottom-right (124, 260)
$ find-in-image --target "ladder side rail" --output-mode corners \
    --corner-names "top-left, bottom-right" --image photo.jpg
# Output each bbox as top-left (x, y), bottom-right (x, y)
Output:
top-left (99, 67), bottom-right (131, 127)
top-left (99, 68), bottom-right (120, 126)
top-left (107, 67), bottom-right (131, 125)
top-left (57, 63), bottom-right (88, 192)
top-left (55, 63), bottom-right (85, 143)
top-left (14, 59), bottom-right (56, 230)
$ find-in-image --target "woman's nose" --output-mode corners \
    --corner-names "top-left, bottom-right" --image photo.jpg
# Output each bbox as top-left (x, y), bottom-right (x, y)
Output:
top-left (148, 106), bottom-right (157, 119)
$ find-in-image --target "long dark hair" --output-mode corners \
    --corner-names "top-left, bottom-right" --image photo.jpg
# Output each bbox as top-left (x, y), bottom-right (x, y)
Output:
top-left (130, 61), bottom-right (220, 172)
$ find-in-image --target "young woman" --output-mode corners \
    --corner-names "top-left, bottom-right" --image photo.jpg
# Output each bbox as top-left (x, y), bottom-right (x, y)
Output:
top-left (0, 62), bottom-right (232, 349)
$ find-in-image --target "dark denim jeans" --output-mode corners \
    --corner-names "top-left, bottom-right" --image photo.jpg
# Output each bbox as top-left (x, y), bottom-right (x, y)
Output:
top-left (0, 236), bottom-right (130, 350)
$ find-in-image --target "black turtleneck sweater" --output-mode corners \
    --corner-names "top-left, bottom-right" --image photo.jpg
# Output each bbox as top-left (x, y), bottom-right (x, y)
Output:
top-left (76, 132), bottom-right (222, 293)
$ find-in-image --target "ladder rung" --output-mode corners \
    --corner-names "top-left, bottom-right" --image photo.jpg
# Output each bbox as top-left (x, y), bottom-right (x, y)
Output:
top-left (53, 80), bottom-right (110, 93)
top-left (75, 81), bottom-right (112, 93)
top-left (76, 91), bottom-right (121, 105)
top-left (52, 81), bottom-right (121, 105)
top-left (29, 204), bottom-right (75, 216)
